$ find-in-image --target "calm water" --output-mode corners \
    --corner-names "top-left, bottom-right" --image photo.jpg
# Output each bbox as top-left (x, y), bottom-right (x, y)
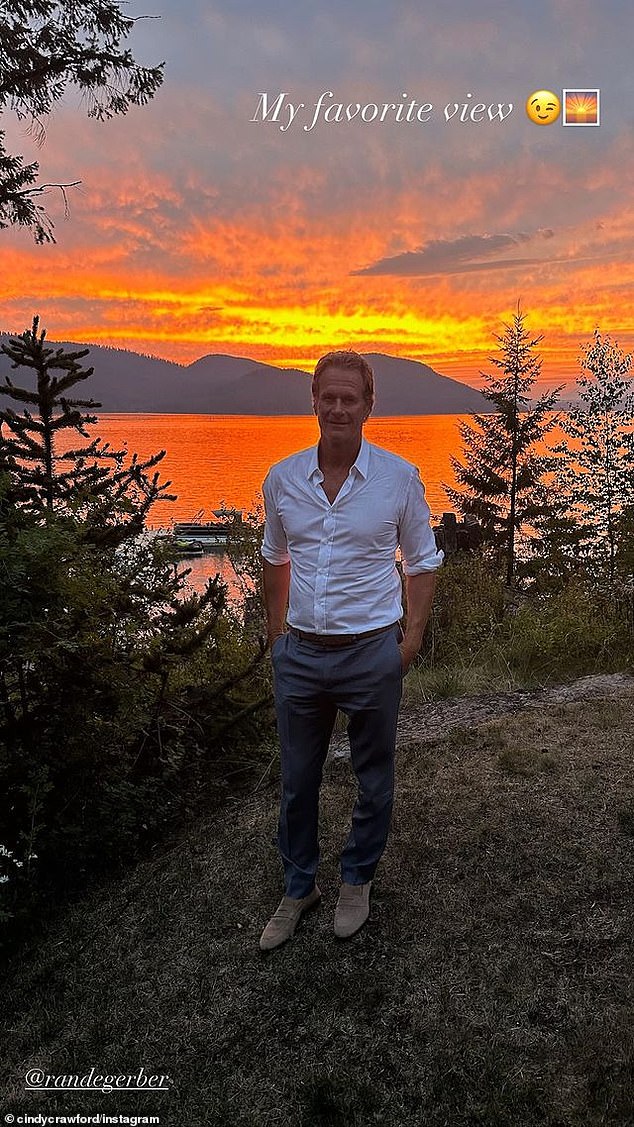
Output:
top-left (86, 413), bottom-right (468, 595)
top-left (92, 414), bottom-right (465, 523)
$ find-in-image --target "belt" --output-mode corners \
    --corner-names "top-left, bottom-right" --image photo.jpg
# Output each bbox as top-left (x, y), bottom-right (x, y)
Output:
top-left (288, 623), bottom-right (397, 649)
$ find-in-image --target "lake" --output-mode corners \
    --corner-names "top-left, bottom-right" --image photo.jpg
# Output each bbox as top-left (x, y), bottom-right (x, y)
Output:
top-left (86, 411), bottom-right (582, 596)
top-left (90, 414), bottom-right (468, 594)
top-left (94, 413), bottom-right (466, 523)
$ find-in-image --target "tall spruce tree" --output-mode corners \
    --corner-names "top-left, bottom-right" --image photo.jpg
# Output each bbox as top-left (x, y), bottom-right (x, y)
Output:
top-left (0, 319), bottom-right (270, 935)
top-left (0, 316), bottom-right (170, 543)
top-left (444, 305), bottom-right (563, 587)
top-left (546, 329), bottom-right (634, 583)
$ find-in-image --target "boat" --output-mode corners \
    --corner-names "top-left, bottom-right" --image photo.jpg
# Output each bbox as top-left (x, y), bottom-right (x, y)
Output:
top-left (173, 508), bottom-right (243, 544)
top-left (173, 538), bottom-right (205, 557)
top-left (152, 533), bottom-right (206, 556)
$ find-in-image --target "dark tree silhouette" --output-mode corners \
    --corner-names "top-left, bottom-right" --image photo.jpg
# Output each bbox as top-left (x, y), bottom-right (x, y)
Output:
top-left (444, 305), bottom-right (563, 586)
top-left (0, 0), bottom-right (164, 242)
top-left (0, 316), bottom-right (172, 544)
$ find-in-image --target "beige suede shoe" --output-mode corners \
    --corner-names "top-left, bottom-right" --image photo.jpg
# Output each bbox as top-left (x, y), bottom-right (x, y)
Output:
top-left (259, 885), bottom-right (321, 951)
top-left (334, 880), bottom-right (372, 939)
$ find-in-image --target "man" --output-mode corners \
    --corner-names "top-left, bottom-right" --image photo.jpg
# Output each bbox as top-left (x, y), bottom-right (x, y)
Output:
top-left (259, 350), bottom-right (443, 951)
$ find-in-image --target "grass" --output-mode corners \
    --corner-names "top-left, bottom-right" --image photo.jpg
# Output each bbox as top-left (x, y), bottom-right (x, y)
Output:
top-left (1, 690), bottom-right (634, 1126)
top-left (402, 659), bottom-right (516, 702)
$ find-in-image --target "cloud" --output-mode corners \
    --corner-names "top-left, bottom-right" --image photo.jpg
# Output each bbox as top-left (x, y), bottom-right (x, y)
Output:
top-left (3, 0), bottom-right (634, 381)
top-left (352, 230), bottom-right (557, 276)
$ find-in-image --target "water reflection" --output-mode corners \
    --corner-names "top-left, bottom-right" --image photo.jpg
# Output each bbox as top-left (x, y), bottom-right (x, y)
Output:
top-left (83, 414), bottom-right (466, 529)
top-left (178, 547), bottom-right (242, 603)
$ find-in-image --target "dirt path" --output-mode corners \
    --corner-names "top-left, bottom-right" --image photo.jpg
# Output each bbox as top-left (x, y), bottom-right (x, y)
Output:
top-left (330, 671), bottom-right (634, 758)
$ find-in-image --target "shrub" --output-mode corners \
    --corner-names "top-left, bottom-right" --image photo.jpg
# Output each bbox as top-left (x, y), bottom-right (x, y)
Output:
top-left (422, 553), bottom-right (508, 665)
top-left (490, 576), bottom-right (633, 683)
top-left (0, 324), bottom-right (272, 952)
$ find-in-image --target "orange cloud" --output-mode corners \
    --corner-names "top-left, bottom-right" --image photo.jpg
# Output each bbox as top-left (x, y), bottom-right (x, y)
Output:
top-left (2, 102), bottom-right (634, 389)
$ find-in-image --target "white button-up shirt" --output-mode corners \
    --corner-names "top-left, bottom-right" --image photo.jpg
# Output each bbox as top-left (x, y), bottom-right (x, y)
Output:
top-left (262, 438), bottom-right (444, 634)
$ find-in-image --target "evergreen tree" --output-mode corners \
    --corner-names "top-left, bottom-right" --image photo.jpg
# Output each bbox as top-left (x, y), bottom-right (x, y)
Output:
top-left (0, 0), bottom-right (164, 242)
top-left (546, 329), bottom-right (634, 583)
top-left (0, 316), bottom-right (171, 543)
top-left (0, 320), bottom-right (270, 940)
top-left (444, 305), bottom-right (563, 587)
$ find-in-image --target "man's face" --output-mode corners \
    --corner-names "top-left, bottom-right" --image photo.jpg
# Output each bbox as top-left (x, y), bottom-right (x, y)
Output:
top-left (313, 366), bottom-right (370, 446)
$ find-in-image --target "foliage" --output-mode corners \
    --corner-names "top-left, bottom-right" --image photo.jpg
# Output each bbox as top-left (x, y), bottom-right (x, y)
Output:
top-left (0, 501), bottom-right (248, 926)
top-left (422, 552), bottom-right (508, 665)
top-left (543, 330), bottom-right (634, 584)
top-left (495, 576), bottom-right (634, 683)
top-left (614, 503), bottom-right (634, 577)
top-left (0, 0), bottom-right (164, 242)
top-left (223, 498), bottom-right (268, 643)
top-left (414, 553), bottom-right (633, 696)
top-left (0, 316), bottom-right (171, 538)
top-left (0, 321), bottom-right (271, 948)
top-left (444, 305), bottom-right (563, 587)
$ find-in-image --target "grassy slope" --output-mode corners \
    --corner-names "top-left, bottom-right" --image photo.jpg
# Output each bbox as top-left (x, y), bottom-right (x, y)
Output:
top-left (2, 690), bottom-right (634, 1127)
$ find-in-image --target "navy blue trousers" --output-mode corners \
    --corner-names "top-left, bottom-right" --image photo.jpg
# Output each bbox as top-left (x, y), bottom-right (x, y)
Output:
top-left (271, 625), bottom-right (403, 898)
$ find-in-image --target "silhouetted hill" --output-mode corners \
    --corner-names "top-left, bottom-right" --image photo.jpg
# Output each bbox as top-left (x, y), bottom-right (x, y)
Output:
top-left (0, 335), bottom-right (494, 414)
top-left (365, 353), bottom-right (489, 414)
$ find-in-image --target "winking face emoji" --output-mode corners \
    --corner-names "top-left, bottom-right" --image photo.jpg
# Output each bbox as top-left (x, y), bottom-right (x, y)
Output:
top-left (526, 90), bottom-right (561, 125)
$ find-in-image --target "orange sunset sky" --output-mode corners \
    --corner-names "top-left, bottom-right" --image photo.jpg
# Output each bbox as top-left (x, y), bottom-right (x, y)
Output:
top-left (1, 0), bottom-right (633, 394)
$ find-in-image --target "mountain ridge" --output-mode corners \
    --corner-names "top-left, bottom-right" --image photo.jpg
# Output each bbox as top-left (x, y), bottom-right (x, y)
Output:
top-left (0, 335), bottom-right (495, 414)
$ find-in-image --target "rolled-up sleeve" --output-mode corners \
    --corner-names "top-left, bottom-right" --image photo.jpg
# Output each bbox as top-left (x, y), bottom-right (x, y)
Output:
top-left (261, 470), bottom-right (291, 565)
top-left (398, 468), bottom-right (444, 575)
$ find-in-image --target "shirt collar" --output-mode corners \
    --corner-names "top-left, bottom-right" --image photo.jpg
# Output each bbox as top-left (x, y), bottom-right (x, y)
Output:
top-left (307, 436), bottom-right (370, 481)
top-left (354, 437), bottom-right (370, 478)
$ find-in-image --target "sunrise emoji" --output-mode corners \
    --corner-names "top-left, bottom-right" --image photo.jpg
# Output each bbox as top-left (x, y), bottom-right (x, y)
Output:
top-left (563, 89), bottom-right (600, 126)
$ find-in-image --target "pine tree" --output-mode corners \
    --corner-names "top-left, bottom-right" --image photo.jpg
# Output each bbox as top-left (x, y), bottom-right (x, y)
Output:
top-left (0, 1), bottom-right (164, 242)
top-left (0, 318), bottom-right (270, 935)
top-left (0, 316), bottom-right (171, 543)
top-left (444, 305), bottom-right (563, 587)
top-left (547, 329), bottom-right (634, 583)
